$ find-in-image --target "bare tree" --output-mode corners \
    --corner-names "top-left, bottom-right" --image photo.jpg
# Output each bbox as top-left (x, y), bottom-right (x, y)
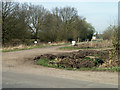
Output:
top-left (28, 5), bottom-right (48, 41)
top-left (2, 2), bottom-right (16, 44)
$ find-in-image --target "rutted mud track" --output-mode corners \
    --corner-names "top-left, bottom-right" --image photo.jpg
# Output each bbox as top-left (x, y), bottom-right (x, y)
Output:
top-left (2, 45), bottom-right (118, 86)
top-left (3, 46), bottom-right (78, 67)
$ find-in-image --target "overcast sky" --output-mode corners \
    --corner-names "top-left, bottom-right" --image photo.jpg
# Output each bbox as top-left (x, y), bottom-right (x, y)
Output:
top-left (17, 0), bottom-right (118, 34)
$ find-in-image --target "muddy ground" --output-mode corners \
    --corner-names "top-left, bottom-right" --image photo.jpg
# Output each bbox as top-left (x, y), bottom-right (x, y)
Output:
top-left (34, 48), bottom-right (119, 69)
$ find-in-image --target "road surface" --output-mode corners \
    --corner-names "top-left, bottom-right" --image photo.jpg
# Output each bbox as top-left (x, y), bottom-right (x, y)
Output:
top-left (2, 46), bottom-right (118, 88)
top-left (3, 71), bottom-right (117, 88)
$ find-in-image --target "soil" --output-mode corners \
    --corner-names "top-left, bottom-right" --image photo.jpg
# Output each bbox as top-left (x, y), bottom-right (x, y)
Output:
top-left (34, 49), bottom-right (112, 68)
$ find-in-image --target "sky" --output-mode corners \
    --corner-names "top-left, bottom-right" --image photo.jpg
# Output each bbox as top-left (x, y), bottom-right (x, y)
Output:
top-left (16, 0), bottom-right (118, 34)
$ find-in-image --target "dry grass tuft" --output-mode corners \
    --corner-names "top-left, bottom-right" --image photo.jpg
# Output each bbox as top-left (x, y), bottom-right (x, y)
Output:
top-left (77, 40), bottom-right (112, 48)
top-left (2, 41), bottom-right (67, 51)
top-left (2, 44), bottom-right (28, 51)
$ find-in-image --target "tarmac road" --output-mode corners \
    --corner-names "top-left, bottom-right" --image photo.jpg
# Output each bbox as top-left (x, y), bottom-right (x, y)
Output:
top-left (2, 71), bottom-right (118, 88)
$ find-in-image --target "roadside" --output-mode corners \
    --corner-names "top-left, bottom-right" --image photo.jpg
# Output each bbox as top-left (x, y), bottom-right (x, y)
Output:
top-left (2, 45), bottom-right (118, 86)
top-left (2, 43), bottom-right (70, 52)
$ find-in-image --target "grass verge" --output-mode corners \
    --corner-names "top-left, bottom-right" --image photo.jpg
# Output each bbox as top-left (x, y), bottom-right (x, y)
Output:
top-left (36, 59), bottom-right (120, 72)
top-left (59, 46), bottom-right (96, 50)
top-left (2, 43), bottom-right (69, 52)
top-left (59, 46), bottom-right (112, 50)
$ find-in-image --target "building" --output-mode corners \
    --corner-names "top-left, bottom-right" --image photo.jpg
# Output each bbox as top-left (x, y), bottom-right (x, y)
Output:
top-left (91, 32), bottom-right (98, 41)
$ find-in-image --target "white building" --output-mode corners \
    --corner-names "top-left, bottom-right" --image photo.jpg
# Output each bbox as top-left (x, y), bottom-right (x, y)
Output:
top-left (92, 32), bottom-right (98, 40)
top-left (92, 36), bottom-right (96, 40)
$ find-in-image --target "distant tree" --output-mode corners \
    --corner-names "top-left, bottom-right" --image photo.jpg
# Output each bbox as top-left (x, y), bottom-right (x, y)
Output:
top-left (40, 13), bottom-right (60, 42)
top-left (51, 7), bottom-right (94, 42)
top-left (112, 26), bottom-right (119, 52)
top-left (2, 2), bottom-right (32, 45)
top-left (102, 25), bottom-right (114, 40)
top-left (2, 2), bottom-right (95, 45)
top-left (0, 3), bottom-right (1, 45)
top-left (2, 2), bottom-right (15, 44)
top-left (28, 4), bottom-right (48, 41)
top-left (11, 3), bottom-right (32, 42)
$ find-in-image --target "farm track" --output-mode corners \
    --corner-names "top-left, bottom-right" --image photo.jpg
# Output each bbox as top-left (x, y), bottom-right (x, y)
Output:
top-left (2, 45), bottom-right (118, 88)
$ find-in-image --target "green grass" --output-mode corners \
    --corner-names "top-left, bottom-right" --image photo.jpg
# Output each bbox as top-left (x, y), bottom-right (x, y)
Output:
top-left (36, 59), bottom-right (120, 72)
top-left (93, 54), bottom-right (99, 57)
top-left (59, 46), bottom-right (96, 50)
top-left (2, 43), bottom-right (69, 52)
top-left (59, 46), bottom-right (112, 50)
top-left (36, 59), bottom-right (58, 68)
top-left (84, 57), bottom-right (93, 61)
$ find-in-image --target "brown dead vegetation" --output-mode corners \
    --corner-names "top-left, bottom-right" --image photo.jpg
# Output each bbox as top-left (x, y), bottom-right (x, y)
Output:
top-left (34, 49), bottom-right (119, 69)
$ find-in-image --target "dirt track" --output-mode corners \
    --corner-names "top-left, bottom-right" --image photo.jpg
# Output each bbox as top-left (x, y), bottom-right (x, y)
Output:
top-left (2, 45), bottom-right (118, 85)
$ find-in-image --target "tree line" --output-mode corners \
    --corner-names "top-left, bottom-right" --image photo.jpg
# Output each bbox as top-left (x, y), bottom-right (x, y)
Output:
top-left (102, 25), bottom-right (117, 40)
top-left (2, 2), bottom-right (95, 46)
